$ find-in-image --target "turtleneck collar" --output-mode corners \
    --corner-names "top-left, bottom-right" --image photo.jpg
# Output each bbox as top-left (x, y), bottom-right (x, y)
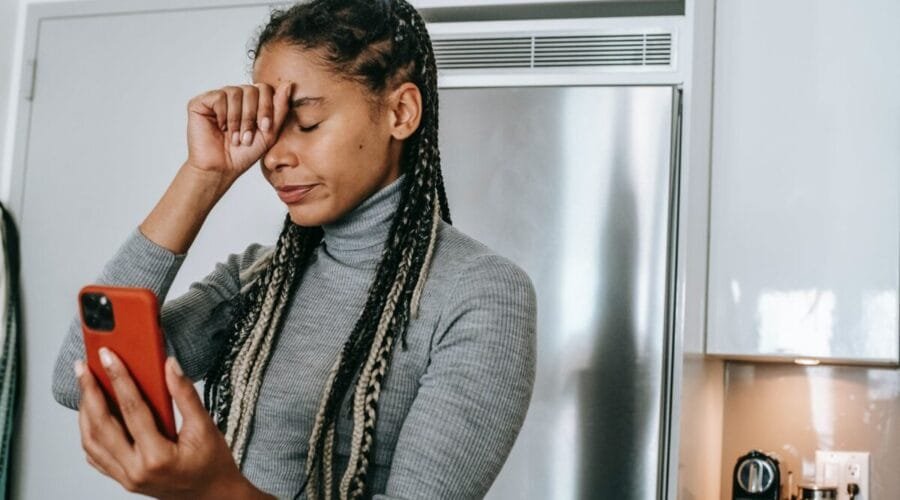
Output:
top-left (321, 173), bottom-right (405, 255)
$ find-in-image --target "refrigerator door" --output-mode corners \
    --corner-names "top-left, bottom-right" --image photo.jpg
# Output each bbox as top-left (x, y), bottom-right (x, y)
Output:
top-left (438, 86), bottom-right (678, 499)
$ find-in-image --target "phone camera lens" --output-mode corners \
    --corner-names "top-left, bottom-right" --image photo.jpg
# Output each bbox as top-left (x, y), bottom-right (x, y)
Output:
top-left (81, 292), bottom-right (115, 331)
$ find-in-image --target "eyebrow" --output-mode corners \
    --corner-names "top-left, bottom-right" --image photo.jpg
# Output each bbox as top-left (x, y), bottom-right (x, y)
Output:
top-left (291, 96), bottom-right (325, 108)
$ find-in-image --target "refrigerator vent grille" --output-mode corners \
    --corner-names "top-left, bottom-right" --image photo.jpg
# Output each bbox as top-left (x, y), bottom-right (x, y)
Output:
top-left (432, 32), bottom-right (672, 70)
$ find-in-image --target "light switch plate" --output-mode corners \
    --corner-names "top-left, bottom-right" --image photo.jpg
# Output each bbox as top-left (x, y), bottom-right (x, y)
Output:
top-left (815, 450), bottom-right (869, 500)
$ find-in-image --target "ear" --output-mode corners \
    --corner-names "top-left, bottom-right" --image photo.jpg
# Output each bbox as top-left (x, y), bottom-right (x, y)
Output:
top-left (386, 82), bottom-right (423, 140)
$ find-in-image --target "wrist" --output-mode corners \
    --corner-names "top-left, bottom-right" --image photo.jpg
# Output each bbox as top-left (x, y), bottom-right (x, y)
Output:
top-left (138, 161), bottom-right (231, 255)
top-left (180, 161), bottom-right (236, 200)
top-left (203, 472), bottom-right (274, 500)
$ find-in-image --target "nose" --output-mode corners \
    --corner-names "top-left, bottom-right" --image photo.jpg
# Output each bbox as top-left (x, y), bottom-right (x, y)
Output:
top-left (262, 133), bottom-right (297, 172)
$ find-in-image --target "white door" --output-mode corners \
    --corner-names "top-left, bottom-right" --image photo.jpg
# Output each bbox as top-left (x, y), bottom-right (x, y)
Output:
top-left (13, 5), bottom-right (286, 498)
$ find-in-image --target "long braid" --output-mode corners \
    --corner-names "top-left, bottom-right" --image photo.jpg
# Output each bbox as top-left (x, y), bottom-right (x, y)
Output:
top-left (204, 214), bottom-right (323, 465)
top-left (338, 4), bottom-right (448, 496)
top-left (202, 1), bottom-right (452, 498)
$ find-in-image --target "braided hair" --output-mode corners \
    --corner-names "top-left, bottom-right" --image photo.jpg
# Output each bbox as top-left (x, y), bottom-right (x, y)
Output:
top-left (201, 1), bottom-right (451, 498)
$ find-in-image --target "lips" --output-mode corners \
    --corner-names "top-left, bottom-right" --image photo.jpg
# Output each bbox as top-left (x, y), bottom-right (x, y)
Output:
top-left (277, 184), bottom-right (316, 204)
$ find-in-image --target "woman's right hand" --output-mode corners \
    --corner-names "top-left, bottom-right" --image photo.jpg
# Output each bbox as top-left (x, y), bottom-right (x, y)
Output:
top-left (185, 81), bottom-right (293, 184)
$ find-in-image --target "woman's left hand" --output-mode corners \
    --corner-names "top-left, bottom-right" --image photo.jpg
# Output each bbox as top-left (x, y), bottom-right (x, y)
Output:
top-left (74, 350), bottom-right (273, 500)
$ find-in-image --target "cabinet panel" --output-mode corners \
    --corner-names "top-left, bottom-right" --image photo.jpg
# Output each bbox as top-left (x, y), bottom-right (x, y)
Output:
top-left (706, 0), bottom-right (899, 364)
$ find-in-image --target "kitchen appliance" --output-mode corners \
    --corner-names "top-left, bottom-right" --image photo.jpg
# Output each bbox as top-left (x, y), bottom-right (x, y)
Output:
top-left (430, 17), bottom-right (684, 500)
top-left (798, 484), bottom-right (838, 500)
top-left (732, 450), bottom-right (781, 500)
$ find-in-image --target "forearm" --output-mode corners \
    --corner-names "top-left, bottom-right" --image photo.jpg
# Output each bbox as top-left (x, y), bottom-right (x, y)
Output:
top-left (51, 316), bottom-right (88, 409)
top-left (139, 161), bottom-right (234, 255)
top-left (51, 225), bottom-right (189, 408)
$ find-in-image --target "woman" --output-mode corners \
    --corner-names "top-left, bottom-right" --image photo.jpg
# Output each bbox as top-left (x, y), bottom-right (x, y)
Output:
top-left (51, 0), bottom-right (537, 498)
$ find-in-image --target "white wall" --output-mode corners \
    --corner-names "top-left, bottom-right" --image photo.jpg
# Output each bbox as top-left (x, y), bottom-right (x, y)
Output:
top-left (2, 0), bottom-right (29, 205)
top-left (0, 0), bottom-right (21, 181)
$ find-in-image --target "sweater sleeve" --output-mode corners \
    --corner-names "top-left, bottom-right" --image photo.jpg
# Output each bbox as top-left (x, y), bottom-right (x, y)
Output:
top-left (373, 254), bottom-right (538, 500)
top-left (51, 225), bottom-right (273, 410)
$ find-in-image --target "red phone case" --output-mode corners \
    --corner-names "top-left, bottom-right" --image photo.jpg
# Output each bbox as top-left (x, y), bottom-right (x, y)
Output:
top-left (78, 284), bottom-right (177, 440)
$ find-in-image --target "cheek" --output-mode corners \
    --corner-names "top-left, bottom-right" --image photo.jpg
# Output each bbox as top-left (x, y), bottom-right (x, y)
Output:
top-left (350, 126), bottom-right (387, 157)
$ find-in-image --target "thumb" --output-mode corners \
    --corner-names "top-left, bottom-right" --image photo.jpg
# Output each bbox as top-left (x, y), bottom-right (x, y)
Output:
top-left (165, 357), bottom-right (210, 430)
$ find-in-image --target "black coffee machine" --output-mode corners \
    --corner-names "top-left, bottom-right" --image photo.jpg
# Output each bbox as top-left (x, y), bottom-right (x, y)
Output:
top-left (732, 450), bottom-right (781, 500)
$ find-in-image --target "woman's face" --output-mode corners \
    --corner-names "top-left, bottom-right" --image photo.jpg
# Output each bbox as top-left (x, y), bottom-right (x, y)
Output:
top-left (252, 42), bottom-right (406, 227)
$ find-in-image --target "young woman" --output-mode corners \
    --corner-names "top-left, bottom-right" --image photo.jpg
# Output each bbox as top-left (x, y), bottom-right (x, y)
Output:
top-left (51, 0), bottom-right (537, 498)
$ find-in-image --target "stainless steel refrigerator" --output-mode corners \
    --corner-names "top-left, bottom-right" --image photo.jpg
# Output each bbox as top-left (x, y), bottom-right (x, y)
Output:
top-left (437, 86), bottom-right (682, 499)
top-left (9, 4), bottom-right (683, 498)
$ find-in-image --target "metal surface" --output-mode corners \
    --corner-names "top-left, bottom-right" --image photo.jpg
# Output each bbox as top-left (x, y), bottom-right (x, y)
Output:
top-left (737, 458), bottom-right (775, 493)
top-left (427, 16), bottom-right (686, 89)
top-left (799, 484), bottom-right (838, 500)
top-left (438, 85), bottom-right (678, 499)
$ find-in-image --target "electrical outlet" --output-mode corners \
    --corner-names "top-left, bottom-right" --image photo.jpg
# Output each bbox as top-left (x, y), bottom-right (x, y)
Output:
top-left (815, 451), bottom-right (869, 500)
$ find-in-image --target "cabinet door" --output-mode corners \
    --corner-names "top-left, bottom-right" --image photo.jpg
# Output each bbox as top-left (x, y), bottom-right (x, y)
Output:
top-left (706, 0), bottom-right (899, 364)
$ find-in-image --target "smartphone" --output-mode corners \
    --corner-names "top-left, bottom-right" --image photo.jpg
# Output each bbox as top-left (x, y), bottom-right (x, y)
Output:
top-left (78, 284), bottom-right (177, 440)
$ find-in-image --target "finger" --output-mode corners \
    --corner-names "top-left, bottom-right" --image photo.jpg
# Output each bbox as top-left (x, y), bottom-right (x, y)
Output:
top-left (85, 453), bottom-right (111, 477)
top-left (75, 360), bottom-right (136, 482)
top-left (240, 84), bottom-right (259, 146)
top-left (76, 360), bottom-right (135, 452)
top-left (271, 81), bottom-right (293, 137)
top-left (254, 83), bottom-right (274, 139)
top-left (209, 90), bottom-right (228, 133)
top-left (82, 431), bottom-right (131, 488)
top-left (224, 86), bottom-right (243, 146)
top-left (81, 430), bottom-right (129, 484)
top-left (194, 89), bottom-right (228, 133)
top-left (103, 390), bottom-right (127, 429)
top-left (165, 357), bottom-right (211, 432)
top-left (97, 348), bottom-right (169, 451)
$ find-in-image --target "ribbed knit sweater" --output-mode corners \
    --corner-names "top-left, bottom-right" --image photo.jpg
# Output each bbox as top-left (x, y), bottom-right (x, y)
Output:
top-left (51, 173), bottom-right (538, 499)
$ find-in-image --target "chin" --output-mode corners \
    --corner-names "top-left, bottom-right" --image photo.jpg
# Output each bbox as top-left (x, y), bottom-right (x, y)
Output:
top-left (287, 206), bottom-right (330, 227)
top-left (287, 210), bottom-right (315, 227)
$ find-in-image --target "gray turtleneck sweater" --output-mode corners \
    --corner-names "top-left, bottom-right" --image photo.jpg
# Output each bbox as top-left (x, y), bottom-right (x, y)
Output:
top-left (51, 173), bottom-right (537, 499)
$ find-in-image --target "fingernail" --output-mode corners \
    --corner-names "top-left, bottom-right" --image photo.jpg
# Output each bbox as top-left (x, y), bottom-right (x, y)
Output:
top-left (170, 357), bottom-right (183, 377)
top-left (232, 131), bottom-right (239, 146)
top-left (99, 347), bottom-right (113, 368)
top-left (73, 360), bottom-right (84, 377)
top-left (260, 117), bottom-right (271, 132)
top-left (242, 130), bottom-right (252, 145)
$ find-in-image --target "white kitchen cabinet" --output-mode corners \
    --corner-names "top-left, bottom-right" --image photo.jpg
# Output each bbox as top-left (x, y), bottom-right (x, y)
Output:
top-left (705, 0), bottom-right (900, 364)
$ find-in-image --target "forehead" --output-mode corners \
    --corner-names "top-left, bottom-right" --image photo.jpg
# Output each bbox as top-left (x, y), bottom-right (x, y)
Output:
top-left (252, 43), bottom-right (345, 95)
top-left (251, 42), bottom-right (384, 116)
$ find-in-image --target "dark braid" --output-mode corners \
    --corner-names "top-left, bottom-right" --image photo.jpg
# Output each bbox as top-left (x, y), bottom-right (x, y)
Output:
top-left (203, 214), bottom-right (323, 460)
top-left (201, 1), bottom-right (451, 498)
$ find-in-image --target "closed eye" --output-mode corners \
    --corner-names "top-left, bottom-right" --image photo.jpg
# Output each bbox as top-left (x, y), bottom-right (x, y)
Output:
top-left (298, 123), bottom-right (320, 133)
